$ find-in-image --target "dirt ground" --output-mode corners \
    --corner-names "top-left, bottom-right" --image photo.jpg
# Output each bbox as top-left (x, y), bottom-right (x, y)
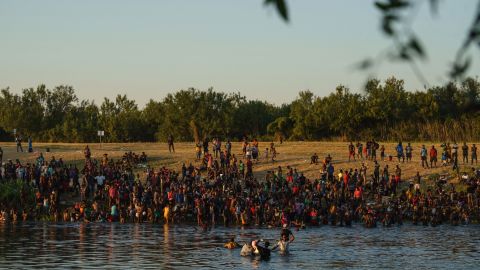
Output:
top-left (1, 141), bottom-right (477, 186)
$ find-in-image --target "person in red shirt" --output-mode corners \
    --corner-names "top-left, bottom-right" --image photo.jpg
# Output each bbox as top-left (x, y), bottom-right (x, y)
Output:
top-left (348, 142), bottom-right (355, 161)
top-left (343, 172), bottom-right (349, 188)
top-left (354, 186), bottom-right (363, 200)
top-left (429, 145), bottom-right (438, 168)
top-left (292, 185), bottom-right (299, 195)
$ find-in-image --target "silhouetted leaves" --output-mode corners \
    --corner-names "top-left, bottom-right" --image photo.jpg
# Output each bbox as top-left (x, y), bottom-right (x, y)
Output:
top-left (375, 0), bottom-right (409, 12)
top-left (375, 1), bottom-right (391, 12)
top-left (264, 0), bottom-right (289, 21)
top-left (450, 57), bottom-right (472, 79)
top-left (399, 47), bottom-right (411, 60)
top-left (356, 59), bottom-right (374, 70)
top-left (462, 11), bottom-right (480, 49)
top-left (262, 0), bottom-right (478, 82)
top-left (382, 14), bottom-right (399, 36)
top-left (408, 37), bottom-right (425, 59)
top-left (389, 0), bottom-right (410, 9)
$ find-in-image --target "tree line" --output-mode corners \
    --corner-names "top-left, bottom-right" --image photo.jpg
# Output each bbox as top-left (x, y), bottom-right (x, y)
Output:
top-left (0, 76), bottom-right (479, 143)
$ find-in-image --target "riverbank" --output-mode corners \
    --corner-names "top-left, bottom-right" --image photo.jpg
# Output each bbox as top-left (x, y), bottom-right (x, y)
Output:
top-left (1, 141), bottom-right (478, 228)
top-left (1, 141), bottom-right (476, 183)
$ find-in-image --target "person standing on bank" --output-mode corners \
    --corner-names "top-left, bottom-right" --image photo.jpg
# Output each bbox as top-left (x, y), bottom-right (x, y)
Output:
top-left (462, 142), bottom-right (468, 164)
top-left (471, 144), bottom-right (477, 165)
top-left (15, 134), bottom-right (23, 153)
top-left (168, 134), bottom-right (175, 153)
top-left (28, 136), bottom-right (33, 153)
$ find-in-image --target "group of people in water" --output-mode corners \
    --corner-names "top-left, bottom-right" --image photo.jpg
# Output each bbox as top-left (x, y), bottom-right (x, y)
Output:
top-left (0, 140), bottom-right (479, 241)
top-left (224, 223), bottom-right (295, 259)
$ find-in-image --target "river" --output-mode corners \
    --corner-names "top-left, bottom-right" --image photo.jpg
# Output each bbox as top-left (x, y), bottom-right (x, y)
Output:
top-left (0, 223), bottom-right (479, 269)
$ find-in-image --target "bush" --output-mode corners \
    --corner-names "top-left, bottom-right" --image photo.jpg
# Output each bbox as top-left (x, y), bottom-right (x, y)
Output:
top-left (0, 180), bottom-right (35, 209)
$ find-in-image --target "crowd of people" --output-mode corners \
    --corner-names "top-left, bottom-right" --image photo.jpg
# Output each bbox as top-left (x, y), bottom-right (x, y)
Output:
top-left (348, 141), bottom-right (478, 167)
top-left (0, 140), bottom-right (479, 232)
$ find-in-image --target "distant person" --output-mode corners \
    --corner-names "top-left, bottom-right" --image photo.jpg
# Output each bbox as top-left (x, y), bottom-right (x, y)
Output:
top-left (396, 142), bottom-right (404, 163)
top-left (371, 140), bottom-right (379, 161)
top-left (139, 152), bottom-right (147, 163)
top-left (405, 143), bottom-right (412, 162)
top-left (471, 144), bottom-right (477, 165)
top-left (28, 136), bottom-right (33, 153)
top-left (429, 145), bottom-right (437, 168)
top-left (374, 161), bottom-right (380, 183)
top-left (380, 145), bottom-right (385, 161)
top-left (348, 142), bottom-right (355, 161)
top-left (356, 142), bottom-right (363, 159)
top-left (272, 233), bottom-right (292, 254)
top-left (225, 140), bottom-right (232, 155)
top-left (195, 142), bottom-right (202, 160)
top-left (224, 237), bottom-right (240, 249)
top-left (252, 145), bottom-right (259, 162)
top-left (0, 147), bottom-right (3, 163)
top-left (203, 137), bottom-right (209, 155)
top-left (311, 153), bottom-right (319, 164)
top-left (215, 138), bottom-right (222, 158)
top-left (84, 145), bottom-right (91, 159)
top-left (395, 165), bottom-right (402, 185)
top-left (452, 154), bottom-right (459, 173)
top-left (167, 134), bottom-right (175, 153)
top-left (280, 224), bottom-right (295, 242)
top-left (15, 134), bottom-right (23, 152)
top-left (452, 142), bottom-right (459, 159)
top-left (462, 142), bottom-right (469, 164)
top-left (420, 145), bottom-right (429, 168)
top-left (271, 146), bottom-right (277, 163)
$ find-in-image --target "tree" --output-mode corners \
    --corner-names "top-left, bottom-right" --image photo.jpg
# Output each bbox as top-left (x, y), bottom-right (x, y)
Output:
top-left (289, 91), bottom-right (317, 140)
top-left (1, 78), bottom-right (479, 142)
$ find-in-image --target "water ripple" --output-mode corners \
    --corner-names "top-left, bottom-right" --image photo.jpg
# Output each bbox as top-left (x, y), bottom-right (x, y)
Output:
top-left (1, 223), bottom-right (479, 269)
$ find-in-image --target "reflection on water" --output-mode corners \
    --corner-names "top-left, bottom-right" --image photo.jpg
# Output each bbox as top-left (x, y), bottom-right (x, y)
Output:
top-left (1, 223), bottom-right (480, 269)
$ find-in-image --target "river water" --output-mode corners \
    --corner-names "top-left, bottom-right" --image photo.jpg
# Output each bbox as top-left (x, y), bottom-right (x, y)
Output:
top-left (0, 223), bottom-right (479, 269)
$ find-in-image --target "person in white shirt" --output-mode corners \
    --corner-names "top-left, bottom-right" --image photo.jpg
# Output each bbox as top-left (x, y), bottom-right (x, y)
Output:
top-left (95, 174), bottom-right (106, 192)
top-left (272, 233), bottom-right (292, 254)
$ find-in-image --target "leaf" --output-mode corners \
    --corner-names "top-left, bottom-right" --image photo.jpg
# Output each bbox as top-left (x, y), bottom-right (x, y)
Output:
top-left (399, 46), bottom-right (411, 60)
top-left (409, 37), bottom-right (425, 59)
top-left (264, 0), bottom-right (289, 21)
top-left (468, 29), bottom-right (480, 41)
top-left (382, 17), bottom-right (395, 36)
top-left (386, 14), bottom-right (400, 20)
top-left (375, 1), bottom-right (390, 12)
top-left (450, 57), bottom-right (472, 78)
top-left (356, 59), bottom-right (374, 70)
top-left (389, 0), bottom-right (410, 9)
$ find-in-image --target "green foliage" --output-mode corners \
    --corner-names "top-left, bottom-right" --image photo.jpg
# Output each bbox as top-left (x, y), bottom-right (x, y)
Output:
top-left (267, 116), bottom-right (293, 140)
top-left (0, 77), bottom-right (480, 142)
top-left (156, 88), bottom-right (242, 142)
top-left (0, 180), bottom-right (35, 209)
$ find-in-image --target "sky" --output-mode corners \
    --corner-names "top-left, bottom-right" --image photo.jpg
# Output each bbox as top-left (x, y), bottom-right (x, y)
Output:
top-left (0, 0), bottom-right (478, 106)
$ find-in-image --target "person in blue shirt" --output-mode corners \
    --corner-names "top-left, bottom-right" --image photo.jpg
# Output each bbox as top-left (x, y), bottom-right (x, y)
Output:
top-left (405, 143), bottom-right (413, 162)
top-left (420, 145), bottom-right (429, 168)
top-left (396, 142), bottom-right (405, 163)
top-left (28, 136), bottom-right (33, 153)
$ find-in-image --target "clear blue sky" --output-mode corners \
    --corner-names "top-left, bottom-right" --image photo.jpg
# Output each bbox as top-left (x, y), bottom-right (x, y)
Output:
top-left (0, 0), bottom-right (478, 106)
